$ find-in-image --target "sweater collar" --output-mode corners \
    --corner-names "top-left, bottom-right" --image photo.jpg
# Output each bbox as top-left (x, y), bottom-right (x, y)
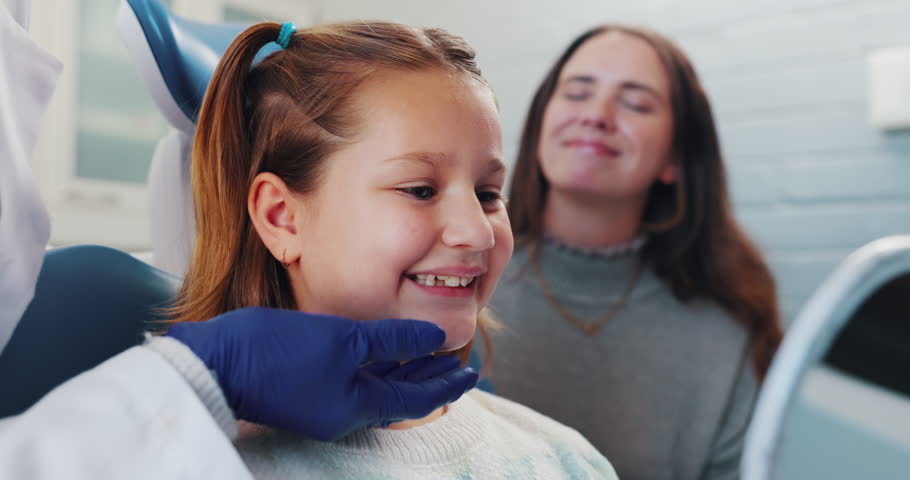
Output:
top-left (507, 236), bottom-right (663, 303)
top-left (335, 391), bottom-right (487, 464)
top-left (541, 233), bottom-right (648, 259)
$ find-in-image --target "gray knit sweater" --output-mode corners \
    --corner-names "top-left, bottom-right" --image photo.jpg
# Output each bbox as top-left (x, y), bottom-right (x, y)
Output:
top-left (485, 240), bottom-right (758, 480)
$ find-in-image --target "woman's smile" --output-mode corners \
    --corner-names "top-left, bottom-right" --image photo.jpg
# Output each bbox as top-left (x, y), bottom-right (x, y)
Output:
top-left (563, 138), bottom-right (621, 158)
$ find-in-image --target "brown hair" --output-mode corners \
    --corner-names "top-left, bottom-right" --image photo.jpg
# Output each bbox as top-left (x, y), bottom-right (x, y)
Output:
top-left (507, 24), bottom-right (783, 380)
top-left (169, 21), bottom-right (494, 363)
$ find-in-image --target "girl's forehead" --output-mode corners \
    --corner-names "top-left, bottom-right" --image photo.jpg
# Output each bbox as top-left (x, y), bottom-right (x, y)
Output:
top-left (358, 70), bottom-right (493, 108)
top-left (324, 72), bottom-right (502, 176)
top-left (353, 70), bottom-right (501, 141)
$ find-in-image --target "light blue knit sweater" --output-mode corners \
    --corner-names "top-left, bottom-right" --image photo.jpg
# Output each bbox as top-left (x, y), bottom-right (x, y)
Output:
top-left (234, 389), bottom-right (618, 479)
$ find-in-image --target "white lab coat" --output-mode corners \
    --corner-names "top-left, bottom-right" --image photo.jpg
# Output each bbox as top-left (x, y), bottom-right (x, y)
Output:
top-left (0, 0), bottom-right (58, 354)
top-left (0, 2), bottom-right (252, 476)
top-left (0, 346), bottom-right (252, 478)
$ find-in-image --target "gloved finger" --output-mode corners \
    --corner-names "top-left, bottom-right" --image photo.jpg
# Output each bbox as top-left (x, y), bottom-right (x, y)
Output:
top-left (354, 319), bottom-right (446, 363)
top-left (387, 354), bottom-right (462, 382)
top-left (361, 360), bottom-right (400, 378)
top-left (370, 367), bottom-right (479, 421)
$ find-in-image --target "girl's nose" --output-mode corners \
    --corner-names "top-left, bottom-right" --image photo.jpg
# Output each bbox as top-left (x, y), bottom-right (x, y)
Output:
top-left (440, 194), bottom-right (495, 251)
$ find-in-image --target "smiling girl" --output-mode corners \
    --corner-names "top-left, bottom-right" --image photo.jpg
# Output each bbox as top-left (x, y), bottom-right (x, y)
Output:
top-left (168, 21), bottom-right (617, 479)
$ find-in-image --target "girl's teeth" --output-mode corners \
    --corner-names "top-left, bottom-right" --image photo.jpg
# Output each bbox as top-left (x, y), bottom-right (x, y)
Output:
top-left (413, 274), bottom-right (475, 288)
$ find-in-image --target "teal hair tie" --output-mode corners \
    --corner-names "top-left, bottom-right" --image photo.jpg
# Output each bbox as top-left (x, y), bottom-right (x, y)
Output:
top-left (277, 22), bottom-right (295, 49)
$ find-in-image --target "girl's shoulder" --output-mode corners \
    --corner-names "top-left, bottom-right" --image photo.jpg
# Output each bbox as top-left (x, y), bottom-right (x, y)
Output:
top-left (465, 389), bottom-right (619, 479)
top-left (467, 389), bottom-right (571, 432)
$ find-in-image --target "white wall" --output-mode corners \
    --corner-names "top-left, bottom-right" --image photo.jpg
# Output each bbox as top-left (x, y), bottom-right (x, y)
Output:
top-left (28, 0), bottom-right (315, 251)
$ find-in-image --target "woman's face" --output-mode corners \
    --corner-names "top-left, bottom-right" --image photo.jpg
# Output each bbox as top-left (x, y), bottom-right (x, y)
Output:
top-left (289, 70), bottom-right (512, 351)
top-left (538, 31), bottom-right (676, 202)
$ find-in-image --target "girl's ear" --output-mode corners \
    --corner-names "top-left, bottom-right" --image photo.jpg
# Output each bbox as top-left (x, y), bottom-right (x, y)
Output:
top-left (248, 172), bottom-right (302, 265)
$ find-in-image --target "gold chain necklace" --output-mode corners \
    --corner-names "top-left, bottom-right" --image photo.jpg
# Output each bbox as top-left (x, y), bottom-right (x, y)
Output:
top-left (532, 259), bottom-right (643, 336)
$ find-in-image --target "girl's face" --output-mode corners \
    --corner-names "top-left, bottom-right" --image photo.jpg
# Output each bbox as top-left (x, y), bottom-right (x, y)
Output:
top-left (538, 31), bottom-right (677, 203)
top-left (290, 70), bottom-right (512, 351)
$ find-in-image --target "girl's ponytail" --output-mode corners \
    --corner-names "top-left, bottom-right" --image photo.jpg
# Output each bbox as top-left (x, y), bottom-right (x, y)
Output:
top-left (174, 23), bottom-right (285, 323)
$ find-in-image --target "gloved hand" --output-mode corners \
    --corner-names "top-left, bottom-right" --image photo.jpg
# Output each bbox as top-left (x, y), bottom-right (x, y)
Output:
top-left (166, 307), bottom-right (478, 441)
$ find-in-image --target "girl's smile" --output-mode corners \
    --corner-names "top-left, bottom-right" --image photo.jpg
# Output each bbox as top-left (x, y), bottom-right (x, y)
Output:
top-left (405, 265), bottom-right (486, 299)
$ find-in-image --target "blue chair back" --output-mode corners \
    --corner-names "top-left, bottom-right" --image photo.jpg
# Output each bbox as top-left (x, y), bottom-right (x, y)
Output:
top-left (117, 0), bottom-right (276, 132)
top-left (116, 0), bottom-right (267, 276)
top-left (0, 245), bottom-right (179, 417)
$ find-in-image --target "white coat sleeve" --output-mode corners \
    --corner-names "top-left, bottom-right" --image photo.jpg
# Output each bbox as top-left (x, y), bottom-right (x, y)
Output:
top-left (0, 0), bottom-right (60, 353)
top-left (0, 344), bottom-right (253, 479)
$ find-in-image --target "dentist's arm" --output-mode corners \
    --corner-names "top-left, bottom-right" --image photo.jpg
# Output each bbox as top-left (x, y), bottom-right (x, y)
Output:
top-left (0, 342), bottom-right (252, 479)
top-left (0, 307), bottom-right (476, 478)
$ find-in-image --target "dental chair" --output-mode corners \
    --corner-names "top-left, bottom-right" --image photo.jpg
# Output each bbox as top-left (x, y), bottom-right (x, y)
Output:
top-left (0, 245), bottom-right (179, 417)
top-left (117, 0), bottom-right (278, 278)
top-left (116, 0), bottom-right (493, 388)
top-left (741, 235), bottom-right (910, 479)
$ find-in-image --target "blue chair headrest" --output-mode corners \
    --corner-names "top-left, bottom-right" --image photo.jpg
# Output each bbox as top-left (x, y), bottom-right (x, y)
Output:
top-left (0, 245), bottom-right (180, 417)
top-left (117, 0), bottom-right (280, 131)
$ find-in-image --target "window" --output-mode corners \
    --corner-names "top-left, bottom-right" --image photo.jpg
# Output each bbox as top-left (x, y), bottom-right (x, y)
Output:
top-left (31, 0), bottom-right (315, 252)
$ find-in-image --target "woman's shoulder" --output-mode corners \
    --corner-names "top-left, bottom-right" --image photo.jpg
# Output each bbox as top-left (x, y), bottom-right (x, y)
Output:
top-left (676, 297), bottom-right (752, 347)
top-left (466, 390), bottom-right (619, 479)
top-left (632, 273), bottom-right (750, 338)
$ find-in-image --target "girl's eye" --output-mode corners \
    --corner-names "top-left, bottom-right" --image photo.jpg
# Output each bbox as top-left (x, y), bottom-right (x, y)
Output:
top-left (477, 190), bottom-right (504, 207)
top-left (399, 186), bottom-right (436, 200)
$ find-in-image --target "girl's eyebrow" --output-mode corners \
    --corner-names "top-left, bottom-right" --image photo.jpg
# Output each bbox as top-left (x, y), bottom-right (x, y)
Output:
top-left (487, 158), bottom-right (506, 174)
top-left (384, 152), bottom-right (506, 174)
top-left (383, 151), bottom-right (446, 169)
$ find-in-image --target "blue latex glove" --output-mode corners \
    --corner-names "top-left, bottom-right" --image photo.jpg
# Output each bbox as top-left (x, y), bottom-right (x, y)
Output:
top-left (166, 307), bottom-right (478, 441)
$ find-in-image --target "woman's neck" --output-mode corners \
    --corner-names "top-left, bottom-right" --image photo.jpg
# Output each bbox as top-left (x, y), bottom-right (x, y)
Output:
top-left (542, 189), bottom-right (644, 249)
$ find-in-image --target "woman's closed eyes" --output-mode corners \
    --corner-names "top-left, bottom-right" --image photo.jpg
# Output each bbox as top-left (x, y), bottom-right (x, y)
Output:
top-left (561, 90), bottom-right (655, 114)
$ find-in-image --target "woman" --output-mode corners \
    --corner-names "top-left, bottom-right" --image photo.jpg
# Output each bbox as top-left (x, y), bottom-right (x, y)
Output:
top-left (487, 25), bottom-right (784, 480)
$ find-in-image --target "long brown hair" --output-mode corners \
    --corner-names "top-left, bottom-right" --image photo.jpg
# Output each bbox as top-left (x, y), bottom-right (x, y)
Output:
top-left (169, 21), bottom-right (494, 363)
top-left (507, 24), bottom-right (783, 380)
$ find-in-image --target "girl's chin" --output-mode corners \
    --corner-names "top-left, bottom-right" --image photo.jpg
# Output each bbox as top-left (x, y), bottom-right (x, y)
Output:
top-left (440, 337), bottom-right (472, 352)
top-left (435, 319), bottom-right (477, 351)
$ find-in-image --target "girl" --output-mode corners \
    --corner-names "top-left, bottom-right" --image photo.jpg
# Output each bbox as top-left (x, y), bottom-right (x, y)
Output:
top-left (171, 20), bottom-right (617, 479)
top-left (488, 25), bottom-right (785, 480)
